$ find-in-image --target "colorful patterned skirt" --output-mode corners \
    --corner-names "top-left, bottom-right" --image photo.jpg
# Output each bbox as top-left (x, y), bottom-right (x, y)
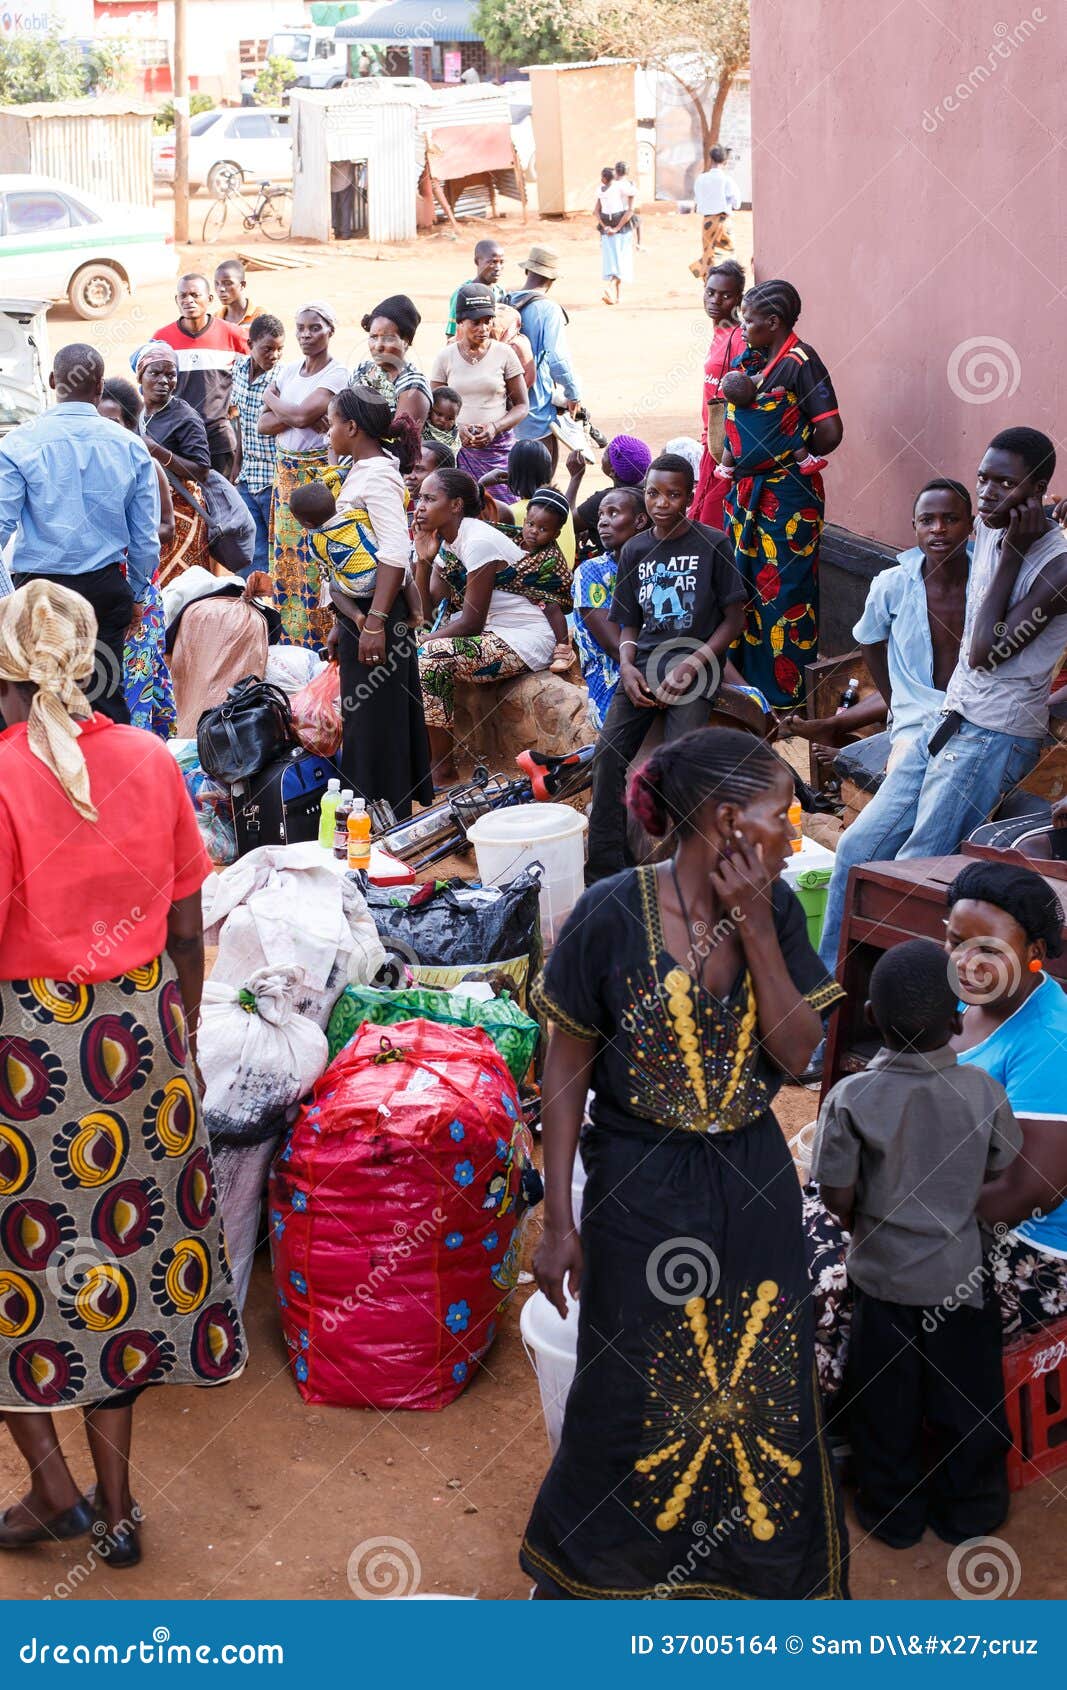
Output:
top-left (122, 574), bottom-right (176, 740)
top-left (0, 961), bottom-right (246, 1412)
top-left (270, 448), bottom-right (332, 651)
top-left (520, 1114), bottom-right (849, 1599)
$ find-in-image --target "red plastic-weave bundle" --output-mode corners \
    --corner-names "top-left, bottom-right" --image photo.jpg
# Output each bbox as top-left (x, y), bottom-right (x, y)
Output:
top-left (270, 1018), bottom-right (534, 1410)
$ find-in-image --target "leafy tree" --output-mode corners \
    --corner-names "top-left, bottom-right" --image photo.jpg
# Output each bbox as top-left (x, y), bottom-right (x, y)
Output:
top-left (254, 56), bottom-right (297, 106)
top-left (473, 0), bottom-right (582, 67)
top-left (153, 93), bottom-right (216, 134)
top-left (475, 0), bottom-right (749, 161)
top-left (0, 35), bottom-right (84, 103)
top-left (83, 39), bottom-right (134, 95)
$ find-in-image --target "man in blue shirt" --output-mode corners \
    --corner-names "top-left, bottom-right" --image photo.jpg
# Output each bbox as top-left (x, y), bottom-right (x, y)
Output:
top-left (509, 247), bottom-right (581, 474)
top-left (0, 343), bottom-right (159, 723)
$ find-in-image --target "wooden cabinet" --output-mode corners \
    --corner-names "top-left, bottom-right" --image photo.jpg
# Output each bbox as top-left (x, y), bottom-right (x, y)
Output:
top-left (823, 852), bottom-right (1067, 1094)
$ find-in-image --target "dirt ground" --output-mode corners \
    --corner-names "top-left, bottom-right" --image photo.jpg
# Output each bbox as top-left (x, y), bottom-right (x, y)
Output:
top-left (5, 208), bottom-right (1067, 1603)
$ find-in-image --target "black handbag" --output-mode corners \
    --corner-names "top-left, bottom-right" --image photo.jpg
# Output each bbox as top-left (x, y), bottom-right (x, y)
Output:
top-left (164, 466), bottom-right (256, 574)
top-left (230, 747), bottom-right (343, 856)
top-left (197, 676), bottom-right (297, 785)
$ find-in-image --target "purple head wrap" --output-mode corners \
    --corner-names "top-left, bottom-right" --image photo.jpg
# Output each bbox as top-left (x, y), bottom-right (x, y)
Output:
top-left (607, 433), bottom-right (652, 486)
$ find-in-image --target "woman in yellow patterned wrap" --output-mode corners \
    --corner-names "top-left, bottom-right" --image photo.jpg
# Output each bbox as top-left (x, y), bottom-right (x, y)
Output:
top-left (287, 385), bottom-right (432, 819)
top-left (521, 727), bottom-right (849, 1600)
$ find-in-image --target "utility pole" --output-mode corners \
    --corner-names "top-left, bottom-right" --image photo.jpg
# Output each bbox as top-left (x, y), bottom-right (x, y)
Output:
top-left (173, 0), bottom-right (189, 244)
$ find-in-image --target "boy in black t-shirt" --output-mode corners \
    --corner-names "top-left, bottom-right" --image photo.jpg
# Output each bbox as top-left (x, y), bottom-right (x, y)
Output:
top-left (586, 452), bottom-right (746, 881)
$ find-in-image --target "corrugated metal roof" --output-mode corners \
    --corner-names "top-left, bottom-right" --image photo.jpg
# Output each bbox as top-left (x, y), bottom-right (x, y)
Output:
top-left (522, 59), bottom-right (639, 73)
top-left (0, 99), bottom-right (156, 119)
top-left (336, 0), bottom-right (481, 43)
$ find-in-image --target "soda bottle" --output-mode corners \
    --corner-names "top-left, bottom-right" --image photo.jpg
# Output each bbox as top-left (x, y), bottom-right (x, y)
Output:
top-left (836, 676), bottom-right (860, 714)
top-left (346, 799), bottom-right (372, 873)
top-left (317, 778), bottom-right (341, 850)
top-left (332, 789), bottom-right (354, 860)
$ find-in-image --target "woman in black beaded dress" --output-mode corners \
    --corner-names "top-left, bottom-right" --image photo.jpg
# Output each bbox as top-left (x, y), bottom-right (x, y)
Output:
top-left (521, 727), bottom-right (848, 1599)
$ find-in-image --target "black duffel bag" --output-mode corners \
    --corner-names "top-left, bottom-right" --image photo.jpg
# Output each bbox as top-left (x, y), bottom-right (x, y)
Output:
top-left (197, 676), bottom-right (297, 785)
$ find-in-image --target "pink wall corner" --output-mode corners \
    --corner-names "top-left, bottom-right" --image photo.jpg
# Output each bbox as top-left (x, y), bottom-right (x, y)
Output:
top-left (750, 0), bottom-right (1066, 550)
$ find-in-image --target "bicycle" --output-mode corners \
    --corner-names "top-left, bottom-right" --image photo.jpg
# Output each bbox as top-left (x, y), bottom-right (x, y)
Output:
top-left (202, 167), bottom-right (293, 243)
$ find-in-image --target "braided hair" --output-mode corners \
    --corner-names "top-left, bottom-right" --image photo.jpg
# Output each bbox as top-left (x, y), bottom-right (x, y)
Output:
top-left (742, 279), bottom-right (802, 329)
top-left (332, 383), bottom-right (420, 474)
top-left (627, 727), bottom-right (785, 840)
top-left (425, 467), bottom-right (482, 520)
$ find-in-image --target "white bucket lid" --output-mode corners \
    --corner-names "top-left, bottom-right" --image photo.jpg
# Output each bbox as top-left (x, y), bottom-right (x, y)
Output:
top-left (466, 802), bottom-right (589, 848)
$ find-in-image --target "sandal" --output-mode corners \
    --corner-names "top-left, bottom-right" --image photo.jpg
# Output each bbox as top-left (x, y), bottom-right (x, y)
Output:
top-left (0, 1496), bottom-right (95, 1548)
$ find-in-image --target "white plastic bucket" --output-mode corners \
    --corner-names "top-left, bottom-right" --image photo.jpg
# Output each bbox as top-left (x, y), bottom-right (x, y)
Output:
top-left (466, 803), bottom-right (588, 947)
top-left (520, 1289), bottom-right (579, 1454)
top-left (793, 1121), bottom-right (818, 1182)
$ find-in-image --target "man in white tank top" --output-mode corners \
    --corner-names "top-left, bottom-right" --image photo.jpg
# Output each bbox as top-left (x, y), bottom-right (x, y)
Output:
top-left (818, 426), bottom-right (1067, 975)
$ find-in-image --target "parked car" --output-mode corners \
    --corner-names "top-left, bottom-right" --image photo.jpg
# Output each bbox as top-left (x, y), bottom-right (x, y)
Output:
top-left (0, 296), bottom-right (50, 439)
top-left (153, 107), bottom-right (292, 198)
top-left (0, 176), bottom-right (175, 320)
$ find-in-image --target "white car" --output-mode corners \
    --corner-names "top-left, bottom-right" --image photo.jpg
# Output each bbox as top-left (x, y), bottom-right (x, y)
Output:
top-left (0, 176), bottom-right (175, 320)
top-left (153, 107), bottom-right (292, 198)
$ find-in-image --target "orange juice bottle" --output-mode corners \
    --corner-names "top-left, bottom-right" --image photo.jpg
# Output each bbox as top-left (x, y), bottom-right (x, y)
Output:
top-left (788, 797), bottom-right (803, 853)
top-left (346, 799), bottom-right (372, 873)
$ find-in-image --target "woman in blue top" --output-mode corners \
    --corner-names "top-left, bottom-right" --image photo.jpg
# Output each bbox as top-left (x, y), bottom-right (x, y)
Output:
top-left (951, 860), bottom-right (1067, 1331)
top-left (807, 860), bottom-right (1067, 1404)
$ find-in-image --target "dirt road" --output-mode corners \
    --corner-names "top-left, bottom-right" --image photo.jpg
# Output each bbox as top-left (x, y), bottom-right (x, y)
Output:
top-left (54, 204), bottom-right (747, 455)
top-left (5, 209), bottom-right (1065, 1602)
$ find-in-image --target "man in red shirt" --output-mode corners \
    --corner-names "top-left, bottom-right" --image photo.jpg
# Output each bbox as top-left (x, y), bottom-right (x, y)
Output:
top-left (154, 273), bottom-right (247, 479)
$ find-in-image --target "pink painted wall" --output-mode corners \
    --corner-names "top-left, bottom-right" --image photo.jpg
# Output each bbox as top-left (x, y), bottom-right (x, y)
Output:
top-left (749, 0), bottom-right (1065, 550)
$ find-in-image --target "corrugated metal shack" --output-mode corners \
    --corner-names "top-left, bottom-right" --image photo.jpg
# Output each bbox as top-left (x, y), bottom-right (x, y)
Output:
top-left (0, 100), bottom-right (157, 207)
top-left (290, 83), bottom-right (521, 244)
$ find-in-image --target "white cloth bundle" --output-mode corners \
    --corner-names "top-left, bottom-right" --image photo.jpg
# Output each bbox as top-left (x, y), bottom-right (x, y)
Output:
top-left (199, 964), bottom-right (328, 1144)
top-left (203, 842), bottom-right (386, 1026)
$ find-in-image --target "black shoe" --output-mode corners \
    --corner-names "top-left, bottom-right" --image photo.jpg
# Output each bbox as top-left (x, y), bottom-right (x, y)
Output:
top-left (0, 1496), bottom-right (95, 1548)
top-left (99, 1521), bottom-right (142, 1569)
top-left (853, 1496), bottom-right (925, 1550)
top-left (89, 1491), bottom-right (143, 1569)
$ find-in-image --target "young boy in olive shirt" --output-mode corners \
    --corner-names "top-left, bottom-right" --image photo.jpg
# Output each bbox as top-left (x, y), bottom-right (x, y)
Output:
top-left (813, 939), bottom-right (1021, 1549)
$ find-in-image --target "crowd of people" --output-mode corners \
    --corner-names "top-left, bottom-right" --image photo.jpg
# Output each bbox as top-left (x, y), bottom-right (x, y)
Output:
top-left (1, 219), bottom-right (1067, 1600)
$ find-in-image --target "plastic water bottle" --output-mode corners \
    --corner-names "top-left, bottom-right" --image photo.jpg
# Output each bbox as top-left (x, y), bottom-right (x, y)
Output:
top-left (346, 799), bottom-right (372, 873)
top-left (332, 789), bottom-right (354, 859)
top-left (317, 778), bottom-right (341, 850)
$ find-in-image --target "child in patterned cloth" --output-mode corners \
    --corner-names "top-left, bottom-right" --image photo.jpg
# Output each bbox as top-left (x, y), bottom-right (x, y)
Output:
top-left (288, 469), bottom-right (422, 624)
top-left (502, 484), bottom-right (574, 673)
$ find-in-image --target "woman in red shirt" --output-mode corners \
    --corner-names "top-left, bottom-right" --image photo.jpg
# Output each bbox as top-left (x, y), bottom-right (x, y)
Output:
top-left (689, 260), bottom-right (747, 531)
top-left (0, 582), bottom-right (245, 1569)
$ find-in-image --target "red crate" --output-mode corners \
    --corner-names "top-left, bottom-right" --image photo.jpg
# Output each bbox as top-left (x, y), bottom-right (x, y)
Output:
top-left (1003, 1315), bottom-right (1067, 1490)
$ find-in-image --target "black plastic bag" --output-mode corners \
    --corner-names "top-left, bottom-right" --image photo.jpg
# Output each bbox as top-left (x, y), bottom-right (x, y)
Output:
top-left (365, 868), bottom-right (544, 1001)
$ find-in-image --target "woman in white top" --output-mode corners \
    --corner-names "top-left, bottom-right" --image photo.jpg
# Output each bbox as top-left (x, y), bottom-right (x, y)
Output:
top-left (314, 386), bottom-right (433, 817)
top-left (415, 468), bottom-right (555, 788)
top-left (595, 165), bottom-right (634, 307)
top-left (259, 301), bottom-right (349, 648)
top-left (430, 282), bottom-right (528, 502)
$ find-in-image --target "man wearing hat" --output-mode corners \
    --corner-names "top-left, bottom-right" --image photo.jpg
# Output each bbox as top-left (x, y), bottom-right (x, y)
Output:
top-left (509, 247), bottom-right (582, 473)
